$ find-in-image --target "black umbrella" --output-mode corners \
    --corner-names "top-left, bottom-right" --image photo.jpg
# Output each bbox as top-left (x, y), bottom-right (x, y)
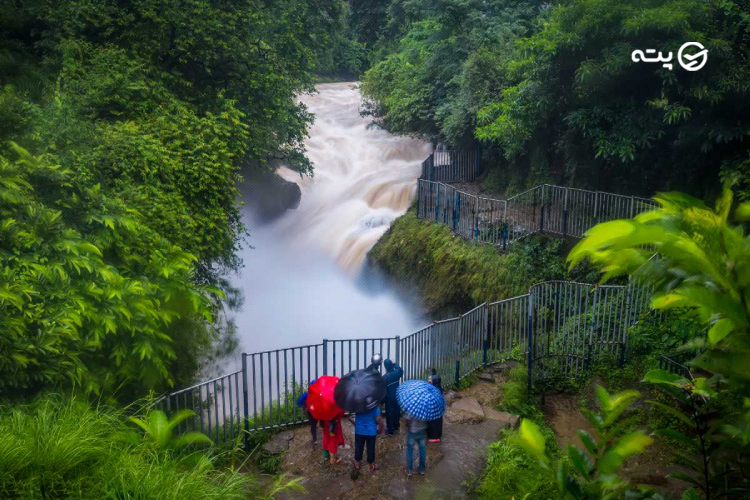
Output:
top-left (333, 369), bottom-right (387, 413)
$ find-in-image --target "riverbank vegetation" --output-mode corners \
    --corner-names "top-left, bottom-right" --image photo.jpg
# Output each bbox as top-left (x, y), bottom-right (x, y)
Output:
top-left (1, 1), bottom-right (354, 495)
top-left (369, 205), bottom-right (598, 314)
top-left (0, 0), bottom-right (355, 402)
top-left (356, 0), bottom-right (750, 199)
top-left (472, 188), bottom-right (750, 499)
top-left (0, 395), bottom-right (303, 500)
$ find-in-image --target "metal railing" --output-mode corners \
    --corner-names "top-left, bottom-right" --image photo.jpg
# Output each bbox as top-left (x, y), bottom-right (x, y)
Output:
top-left (156, 281), bottom-right (657, 449)
top-left (154, 150), bottom-right (667, 449)
top-left (417, 152), bottom-right (658, 248)
top-left (421, 150), bottom-right (481, 182)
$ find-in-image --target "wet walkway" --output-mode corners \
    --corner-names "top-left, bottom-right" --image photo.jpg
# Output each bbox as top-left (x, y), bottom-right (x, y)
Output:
top-left (277, 368), bottom-right (515, 500)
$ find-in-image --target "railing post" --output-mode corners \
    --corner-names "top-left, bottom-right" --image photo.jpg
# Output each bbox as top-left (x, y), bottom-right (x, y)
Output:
top-left (482, 338), bottom-right (489, 368)
top-left (241, 353), bottom-right (250, 450)
top-left (395, 335), bottom-right (401, 367)
top-left (588, 288), bottom-right (599, 367)
top-left (621, 285), bottom-right (633, 367)
top-left (474, 197), bottom-right (479, 242)
top-left (417, 180), bottom-right (422, 218)
top-left (539, 185), bottom-right (546, 232)
top-left (435, 183), bottom-right (440, 221)
top-left (503, 200), bottom-right (508, 250)
top-left (593, 191), bottom-right (599, 223)
top-left (322, 339), bottom-right (329, 375)
top-left (562, 187), bottom-right (569, 236)
top-left (454, 360), bottom-right (460, 390)
top-left (527, 291), bottom-right (534, 395)
top-left (453, 191), bottom-right (458, 231)
top-left (629, 196), bottom-right (635, 218)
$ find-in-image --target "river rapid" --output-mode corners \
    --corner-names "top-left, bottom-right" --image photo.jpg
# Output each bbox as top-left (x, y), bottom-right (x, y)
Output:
top-left (229, 82), bottom-right (432, 357)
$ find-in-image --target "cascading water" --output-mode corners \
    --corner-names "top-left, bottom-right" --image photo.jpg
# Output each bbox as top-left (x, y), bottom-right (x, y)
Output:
top-left (230, 82), bottom-right (432, 355)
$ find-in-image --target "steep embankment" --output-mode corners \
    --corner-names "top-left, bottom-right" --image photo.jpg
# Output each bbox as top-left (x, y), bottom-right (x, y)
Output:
top-left (368, 206), bottom-right (598, 316)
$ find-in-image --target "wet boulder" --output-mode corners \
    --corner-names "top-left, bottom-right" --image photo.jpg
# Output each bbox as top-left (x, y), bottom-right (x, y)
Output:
top-left (242, 170), bottom-right (301, 223)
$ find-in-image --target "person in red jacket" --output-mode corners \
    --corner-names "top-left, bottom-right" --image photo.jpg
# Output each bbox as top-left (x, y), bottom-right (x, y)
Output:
top-left (321, 410), bottom-right (345, 464)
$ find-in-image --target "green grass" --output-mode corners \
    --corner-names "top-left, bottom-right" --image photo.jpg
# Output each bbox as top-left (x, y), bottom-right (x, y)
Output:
top-left (368, 207), bottom-right (598, 312)
top-left (475, 430), bottom-right (558, 500)
top-left (0, 395), bottom-right (301, 500)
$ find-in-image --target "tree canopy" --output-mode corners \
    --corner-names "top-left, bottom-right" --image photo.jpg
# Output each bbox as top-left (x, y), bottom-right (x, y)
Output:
top-left (360, 0), bottom-right (750, 198)
top-left (0, 0), bottom-right (350, 399)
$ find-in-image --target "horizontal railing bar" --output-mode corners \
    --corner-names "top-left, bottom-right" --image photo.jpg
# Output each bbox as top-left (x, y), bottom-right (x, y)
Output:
top-left (164, 370), bottom-right (243, 396)
top-left (487, 294), bottom-right (529, 306)
top-left (242, 345), bottom-right (323, 357)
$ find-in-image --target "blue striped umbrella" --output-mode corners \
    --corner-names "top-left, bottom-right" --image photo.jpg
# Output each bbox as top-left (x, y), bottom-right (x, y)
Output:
top-left (396, 380), bottom-right (445, 421)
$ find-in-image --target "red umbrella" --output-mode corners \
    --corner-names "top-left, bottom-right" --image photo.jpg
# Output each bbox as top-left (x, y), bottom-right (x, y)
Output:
top-left (307, 375), bottom-right (342, 421)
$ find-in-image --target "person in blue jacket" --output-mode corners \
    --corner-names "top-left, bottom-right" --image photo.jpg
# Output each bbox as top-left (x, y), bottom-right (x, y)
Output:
top-left (382, 359), bottom-right (403, 436)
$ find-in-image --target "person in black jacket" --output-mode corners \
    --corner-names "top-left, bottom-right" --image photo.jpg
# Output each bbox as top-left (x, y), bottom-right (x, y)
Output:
top-left (367, 353), bottom-right (383, 372)
top-left (427, 368), bottom-right (444, 443)
top-left (382, 359), bottom-right (403, 436)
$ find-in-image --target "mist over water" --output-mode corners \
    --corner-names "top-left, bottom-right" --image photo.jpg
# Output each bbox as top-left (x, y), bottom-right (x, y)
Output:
top-left (229, 82), bottom-right (432, 357)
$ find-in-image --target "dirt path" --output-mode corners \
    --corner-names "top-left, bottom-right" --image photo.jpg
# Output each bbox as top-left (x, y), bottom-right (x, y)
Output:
top-left (277, 369), bottom-right (512, 500)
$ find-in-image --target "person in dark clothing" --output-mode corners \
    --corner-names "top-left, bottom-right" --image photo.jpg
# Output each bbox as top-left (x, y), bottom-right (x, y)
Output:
top-left (296, 379), bottom-right (318, 446)
top-left (366, 353), bottom-right (383, 372)
top-left (427, 369), bottom-right (444, 443)
top-left (428, 369), bottom-right (442, 391)
top-left (382, 359), bottom-right (404, 436)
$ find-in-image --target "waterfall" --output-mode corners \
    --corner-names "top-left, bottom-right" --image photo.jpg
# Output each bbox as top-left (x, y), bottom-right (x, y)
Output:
top-left (230, 82), bottom-right (430, 354)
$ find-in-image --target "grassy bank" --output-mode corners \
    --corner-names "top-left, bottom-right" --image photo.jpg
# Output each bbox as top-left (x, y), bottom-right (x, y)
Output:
top-left (368, 206), bottom-right (598, 314)
top-left (0, 396), bottom-right (300, 500)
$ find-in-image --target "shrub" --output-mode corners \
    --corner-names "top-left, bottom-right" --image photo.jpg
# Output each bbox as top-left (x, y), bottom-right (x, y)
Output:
top-left (369, 208), bottom-right (598, 312)
top-left (476, 430), bottom-right (557, 500)
top-left (0, 395), bottom-right (300, 500)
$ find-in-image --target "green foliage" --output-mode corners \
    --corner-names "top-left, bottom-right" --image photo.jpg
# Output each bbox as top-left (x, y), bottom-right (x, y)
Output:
top-left (518, 386), bottom-right (660, 499)
top-left (361, 0), bottom-right (541, 146)
top-left (627, 309), bottom-right (704, 360)
top-left (361, 0), bottom-right (750, 198)
top-left (0, 0), bottom-right (352, 399)
top-left (475, 0), bottom-right (750, 195)
top-left (569, 187), bottom-right (750, 386)
top-left (126, 409), bottom-right (212, 453)
top-left (571, 186), bottom-right (750, 496)
top-left (369, 207), bottom-right (597, 311)
top-left (500, 363), bottom-right (538, 417)
top-left (0, 145), bottom-right (218, 399)
top-left (0, 395), bottom-right (306, 500)
top-left (476, 429), bottom-right (558, 500)
top-left (644, 369), bottom-right (750, 499)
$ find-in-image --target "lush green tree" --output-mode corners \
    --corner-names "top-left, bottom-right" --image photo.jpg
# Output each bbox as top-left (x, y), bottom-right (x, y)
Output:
top-left (569, 186), bottom-right (750, 495)
top-left (476, 0), bottom-right (750, 196)
top-left (0, 144), bottom-right (218, 399)
top-left (362, 0), bottom-right (541, 145)
top-left (0, 0), bottom-right (351, 397)
top-left (360, 0), bottom-right (750, 199)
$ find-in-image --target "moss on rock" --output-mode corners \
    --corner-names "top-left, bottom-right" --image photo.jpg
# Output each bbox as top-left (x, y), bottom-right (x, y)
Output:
top-left (368, 207), bottom-right (598, 314)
